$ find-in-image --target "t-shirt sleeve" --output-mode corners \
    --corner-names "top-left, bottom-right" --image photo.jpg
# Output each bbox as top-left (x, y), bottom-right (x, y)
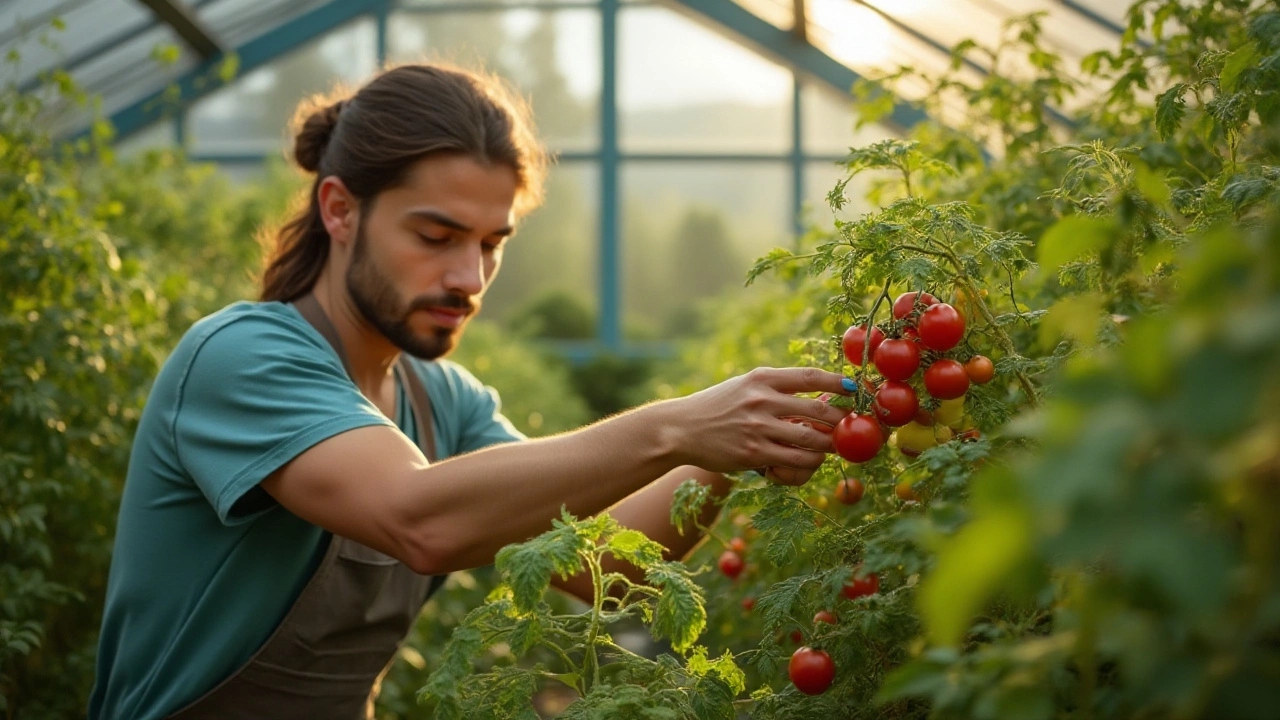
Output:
top-left (445, 362), bottom-right (527, 455)
top-left (172, 314), bottom-right (396, 525)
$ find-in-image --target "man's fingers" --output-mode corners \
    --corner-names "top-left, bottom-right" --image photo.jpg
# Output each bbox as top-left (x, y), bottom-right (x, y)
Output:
top-left (750, 367), bottom-right (852, 396)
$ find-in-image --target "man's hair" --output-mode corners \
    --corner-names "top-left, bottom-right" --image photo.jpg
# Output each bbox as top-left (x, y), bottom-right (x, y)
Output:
top-left (259, 63), bottom-right (548, 303)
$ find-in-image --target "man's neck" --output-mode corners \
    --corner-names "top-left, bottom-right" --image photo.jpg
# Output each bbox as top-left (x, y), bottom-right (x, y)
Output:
top-left (309, 273), bottom-right (399, 399)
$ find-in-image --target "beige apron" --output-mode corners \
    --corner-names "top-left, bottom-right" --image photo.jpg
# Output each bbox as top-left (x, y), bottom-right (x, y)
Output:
top-left (168, 294), bottom-right (445, 719)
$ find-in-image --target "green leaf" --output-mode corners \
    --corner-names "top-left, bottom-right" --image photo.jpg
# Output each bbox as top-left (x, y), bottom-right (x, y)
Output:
top-left (1039, 292), bottom-right (1104, 348)
top-left (646, 561), bottom-right (706, 652)
top-left (1220, 42), bottom-right (1258, 93)
top-left (495, 511), bottom-right (589, 613)
top-left (607, 528), bottom-right (666, 568)
top-left (918, 466), bottom-right (1032, 646)
top-left (1038, 215), bottom-right (1115, 270)
top-left (670, 478), bottom-right (711, 535)
top-left (1154, 84), bottom-right (1188, 141)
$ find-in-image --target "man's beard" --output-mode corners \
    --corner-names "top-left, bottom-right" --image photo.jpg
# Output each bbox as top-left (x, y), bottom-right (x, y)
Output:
top-left (345, 223), bottom-right (477, 360)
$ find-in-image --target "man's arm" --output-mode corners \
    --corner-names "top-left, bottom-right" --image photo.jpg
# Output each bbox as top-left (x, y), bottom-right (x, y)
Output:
top-left (261, 367), bottom-right (850, 576)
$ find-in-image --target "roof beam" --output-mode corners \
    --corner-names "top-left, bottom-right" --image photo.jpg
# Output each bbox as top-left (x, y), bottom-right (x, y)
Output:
top-left (792, 0), bottom-right (807, 43)
top-left (83, 0), bottom-right (389, 142)
top-left (663, 0), bottom-right (926, 133)
top-left (134, 0), bottom-right (223, 59)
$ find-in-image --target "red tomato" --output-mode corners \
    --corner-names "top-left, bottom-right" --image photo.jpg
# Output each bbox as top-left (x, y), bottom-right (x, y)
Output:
top-left (729, 537), bottom-right (747, 554)
top-left (790, 629), bottom-right (803, 644)
top-left (965, 355), bottom-right (995, 384)
top-left (742, 597), bottom-right (756, 611)
top-left (842, 570), bottom-right (880, 600)
top-left (914, 407), bottom-right (935, 426)
top-left (918, 303), bottom-right (966, 351)
top-left (718, 551), bottom-right (744, 580)
top-left (957, 428), bottom-right (982, 441)
top-left (813, 610), bottom-right (838, 625)
top-left (834, 477), bottom-right (864, 505)
top-left (924, 359), bottom-right (971, 400)
top-left (789, 647), bottom-right (836, 695)
top-left (873, 380), bottom-right (919, 426)
top-left (832, 414), bottom-right (885, 463)
top-left (842, 325), bottom-right (885, 367)
top-left (873, 339), bottom-right (921, 381)
top-left (892, 291), bottom-right (938, 320)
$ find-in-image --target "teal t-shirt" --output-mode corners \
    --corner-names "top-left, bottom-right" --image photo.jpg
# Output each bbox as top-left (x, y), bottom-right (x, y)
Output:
top-left (87, 301), bottom-right (525, 720)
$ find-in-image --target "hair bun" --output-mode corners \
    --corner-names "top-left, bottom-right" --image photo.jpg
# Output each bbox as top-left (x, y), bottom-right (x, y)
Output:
top-left (293, 99), bottom-right (347, 173)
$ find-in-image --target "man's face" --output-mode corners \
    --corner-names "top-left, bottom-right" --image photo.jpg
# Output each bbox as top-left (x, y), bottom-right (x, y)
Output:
top-left (345, 154), bottom-right (518, 360)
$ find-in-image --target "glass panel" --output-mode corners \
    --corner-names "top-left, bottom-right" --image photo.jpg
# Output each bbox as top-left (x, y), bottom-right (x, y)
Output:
top-left (188, 18), bottom-right (376, 156)
top-left (619, 6), bottom-right (791, 154)
top-left (621, 162), bottom-right (790, 339)
top-left (1, 0), bottom-right (151, 86)
top-left (803, 159), bottom-right (878, 227)
top-left (387, 9), bottom-right (600, 153)
top-left (729, 0), bottom-right (793, 30)
top-left (114, 120), bottom-right (177, 158)
top-left (481, 162), bottom-right (599, 324)
top-left (802, 83), bottom-right (897, 156)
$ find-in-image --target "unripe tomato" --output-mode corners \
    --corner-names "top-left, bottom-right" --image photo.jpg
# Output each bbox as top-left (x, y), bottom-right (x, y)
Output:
top-left (811, 494), bottom-right (830, 511)
top-left (813, 610), bottom-right (838, 624)
top-left (965, 355), bottom-right (994, 384)
top-left (895, 480), bottom-right (918, 501)
top-left (789, 647), bottom-right (836, 695)
top-left (935, 396), bottom-right (966, 428)
top-left (834, 477), bottom-right (864, 505)
top-left (832, 414), bottom-right (884, 463)
top-left (918, 303), bottom-right (966, 351)
top-left (842, 570), bottom-right (880, 599)
top-left (874, 339), bottom-right (921, 381)
top-left (729, 537), bottom-right (747, 554)
top-left (742, 597), bottom-right (756, 611)
top-left (924, 359), bottom-right (971, 400)
top-left (842, 325), bottom-right (885, 367)
top-left (895, 421), bottom-right (938, 455)
top-left (892, 291), bottom-right (938, 320)
top-left (718, 550), bottom-right (744, 579)
top-left (873, 380), bottom-right (919, 427)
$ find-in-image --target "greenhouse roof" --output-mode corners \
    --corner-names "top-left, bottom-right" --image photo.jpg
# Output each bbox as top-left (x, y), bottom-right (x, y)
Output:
top-left (0, 0), bottom-right (1136, 143)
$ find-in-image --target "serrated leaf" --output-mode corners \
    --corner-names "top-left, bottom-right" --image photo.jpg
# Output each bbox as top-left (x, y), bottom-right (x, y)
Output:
top-left (670, 478), bottom-right (711, 535)
top-left (496, 512), bottom-right (589, 613)
top-left (646, 561), bottom-right (706, 652)
top-left (1220, 41), bottom-right (1259, 93)
top-left (1154, 84), bottom-right (1188, 141)
top-left (607, 528), bottom-right (666, 568)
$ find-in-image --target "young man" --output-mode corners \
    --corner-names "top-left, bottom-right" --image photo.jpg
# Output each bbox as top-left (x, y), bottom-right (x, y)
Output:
top-left (88, 63), bottom-right (852, 719)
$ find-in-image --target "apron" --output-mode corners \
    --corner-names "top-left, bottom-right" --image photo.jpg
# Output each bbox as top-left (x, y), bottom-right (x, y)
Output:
top-left (168, 294), bottom-right (446, 719)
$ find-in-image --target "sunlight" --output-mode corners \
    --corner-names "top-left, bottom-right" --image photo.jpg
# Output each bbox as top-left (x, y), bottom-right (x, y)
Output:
top-left (807, 0), bottom-right (895, 68)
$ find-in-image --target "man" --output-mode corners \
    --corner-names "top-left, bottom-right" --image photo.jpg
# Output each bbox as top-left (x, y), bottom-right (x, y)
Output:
top-left (88, 63), bottom-right (852, 719)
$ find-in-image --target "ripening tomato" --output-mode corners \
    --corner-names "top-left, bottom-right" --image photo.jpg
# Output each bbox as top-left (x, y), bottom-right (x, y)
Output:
top-left (834, 477), bottom-right (864, 505)
top-left (832, 414), bottom-right (885, 463)
top-left (842, 325), bottom-right (885, 367)
top-left (842, 570), bottom-right (880, 599)
top-left (718, 551), bottom-right (744, 579)
top-left (914, 407), bottom-right (935, 426)
top-left (742, 597), bottom-right (756, 612)
top-left (873, 380), bottom-right (919, 426)
top-left (892, 291), bottom-right (938, 320)
top-left (789, 647), bottom-right (836, 695)
top-left (874, 339), bottom-right (921, 381)
top-left (935, 396), bottom-right (966, 428)
top-left (924, 359), bottom-right (971, 400)
top-left (729, 537), bottom-right (747, 554)
top-left (895, 480), bottom-right (918, 502)
top-left (965, 355), bottom-right (994, 384)
top-left (813, 610), bottom-right (837, 625)
top-left (895, 421), bottom-right (938, 455)
top-left (918, 303), bottom-right (966, 351)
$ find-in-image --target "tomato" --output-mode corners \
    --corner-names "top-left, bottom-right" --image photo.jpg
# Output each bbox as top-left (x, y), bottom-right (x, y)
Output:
top-left (814, 610), bottom-right (837, 624)
top-left (832, 414), bottom-right (885, 463)
top-left (892, 291), bottom-right (938, 320)
top-left (895, 421), bottom-right (937, 454)
top-left (873, 380), bottom-right (919, 426)
top-left (901, 325), bottom-right (926, 350)
top-left (718, 550), bottom-right (744, 580)
top-left (842, 570), bottom-right (880, 599)
top-left (729, 537), bottom-right (747, 554)
top-left (918, 303), bottom-right (966, 351)
top-left (742, 597), bottom-right (756, 612)
top-left (935, 396), bottom-right (966, 428)
top-left (811, 494), bottom-right (830, 511)
top-left (874, 339), bottom-right (921, 381)
top-left (790, 629), bottom-right (804, 644)
top-left (895, 480), bottom-right (918, 502)
top-left (789, 647), bottom-right (836, 695)
top-left (924, 359), bottom-right (971, 400)
top-left (957, 428), bottom-right (982, 441)
top-left (914, 407), bottom-right (935, 426)
top-left (834, 477), bottom-right (864, 505)
top-left (842, 325), bottom-right (885, 367)
top-left (965, 355), bottom-right (994, 384)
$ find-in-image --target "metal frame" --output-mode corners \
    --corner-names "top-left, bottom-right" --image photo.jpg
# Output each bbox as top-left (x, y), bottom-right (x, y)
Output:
top-left (134, 0), bottom-right (223, 58)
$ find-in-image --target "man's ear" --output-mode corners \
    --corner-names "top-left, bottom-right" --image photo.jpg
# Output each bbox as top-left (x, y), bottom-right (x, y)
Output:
top-left (317, 176), bottom-right (358, 249)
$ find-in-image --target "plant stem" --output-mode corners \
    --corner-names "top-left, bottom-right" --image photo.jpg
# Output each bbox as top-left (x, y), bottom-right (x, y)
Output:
top-left (583, 551), bottom-right (605, 693)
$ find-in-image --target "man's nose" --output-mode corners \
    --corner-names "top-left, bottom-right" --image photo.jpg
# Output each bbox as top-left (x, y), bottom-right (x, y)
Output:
top-left (443, 243), bottom-right (485, 297)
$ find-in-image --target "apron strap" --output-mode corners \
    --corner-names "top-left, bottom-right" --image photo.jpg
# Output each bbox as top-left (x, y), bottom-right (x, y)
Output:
top-left (292, 293), bottom-right (437, 462)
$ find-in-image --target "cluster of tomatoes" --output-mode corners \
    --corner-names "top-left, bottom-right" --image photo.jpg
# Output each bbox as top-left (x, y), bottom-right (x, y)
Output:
top-left (719, 530), bottom-right (880, 697)
top-left (831, 291), bottom-right (992, 466)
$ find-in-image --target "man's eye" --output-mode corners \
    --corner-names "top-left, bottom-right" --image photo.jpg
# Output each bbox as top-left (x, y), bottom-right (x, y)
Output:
top-left (418, 234), bottom-right (449, 245)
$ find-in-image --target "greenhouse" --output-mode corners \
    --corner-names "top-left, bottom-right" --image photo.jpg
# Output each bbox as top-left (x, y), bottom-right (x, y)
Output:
top-left (3, 0), bottom-right (1279, 718)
